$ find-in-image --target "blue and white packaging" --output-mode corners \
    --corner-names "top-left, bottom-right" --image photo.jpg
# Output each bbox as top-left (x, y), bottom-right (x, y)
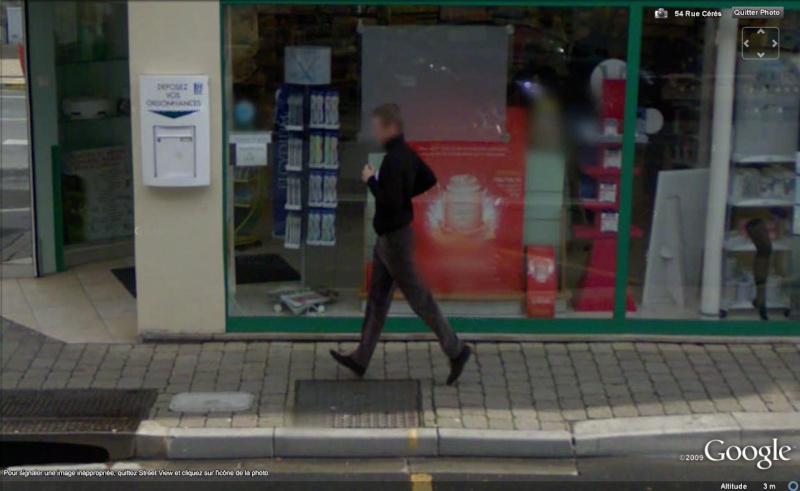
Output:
top-left (285, 174), bottom-right (302, 211)
top-left (309, 132), bottom-right (324, 168)
top-left (284, 212), bottom-right (302, 249)
top-left (287, 93), bottom-right (304, 129)
top-left (325, 133), bottom-right (339, 169)
top-left (306, 209), bottom-right (322, 245)
top-left (319, 209), bottom-right (336, 246)
top-left (323, 170), bottom-right (338, 208)
top-left (308, 170), bottom-right (324, 207)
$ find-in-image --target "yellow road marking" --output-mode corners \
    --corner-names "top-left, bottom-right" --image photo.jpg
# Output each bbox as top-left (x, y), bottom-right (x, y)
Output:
top-left (410, 473), bottom-right (433, 491)
top-left (408, 428), bottom-right (418, 451)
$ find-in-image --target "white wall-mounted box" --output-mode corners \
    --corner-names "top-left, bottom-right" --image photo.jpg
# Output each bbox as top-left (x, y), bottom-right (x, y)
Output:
top-left (140, 75), bottom-right (210, 187)
top-left (155, 126), bottom-right (196, 179)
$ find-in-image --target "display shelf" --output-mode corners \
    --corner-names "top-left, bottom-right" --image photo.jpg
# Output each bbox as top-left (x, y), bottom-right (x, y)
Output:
top-left (721, 297), bottom-right (792, 318)
top-left (588, 133), bottom-right (649, 145)
top-left (577, 199), bottom-right (619, 211)
top-left (572, 224), bottom-right (644, 240)
top-left (729, 197), bottom-right (795, 207)
top-left (723, 234), bottom-right (793, 252)
top-left (723, 298), bottom-right (791, 310)
top-left (733, 155), bottom-right (798, 165)
top-left (580, 166), bottom-right (641, 179)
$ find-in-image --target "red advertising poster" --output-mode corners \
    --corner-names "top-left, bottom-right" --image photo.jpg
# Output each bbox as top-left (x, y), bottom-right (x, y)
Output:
top-left (408, 107), bottom-right (527, 296)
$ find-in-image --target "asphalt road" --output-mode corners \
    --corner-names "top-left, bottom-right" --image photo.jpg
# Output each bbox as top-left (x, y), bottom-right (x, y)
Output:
top-left (3, 457), bottom-right (799, 491)
top-left (0, 86), bottom-right (33, 262)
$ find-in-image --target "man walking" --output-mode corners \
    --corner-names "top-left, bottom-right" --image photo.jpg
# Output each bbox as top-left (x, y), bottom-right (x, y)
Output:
top-left (330, 104), bottom-right (472, 385)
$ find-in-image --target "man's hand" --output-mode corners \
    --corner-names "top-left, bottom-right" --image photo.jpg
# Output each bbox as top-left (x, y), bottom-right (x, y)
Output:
top-left (362, 164), bottom-right (375, 183)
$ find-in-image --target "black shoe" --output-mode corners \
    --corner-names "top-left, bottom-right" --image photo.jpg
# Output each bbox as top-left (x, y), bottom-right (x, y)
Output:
top-left (330, 350), bottom-right (366, 377)
top-left (446, 345), bottom-right (472, 386)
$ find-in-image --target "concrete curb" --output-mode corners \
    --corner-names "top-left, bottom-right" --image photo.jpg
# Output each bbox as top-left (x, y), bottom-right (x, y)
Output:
top-left (166, 428), bottom-right (274, 460)
top-left (573, 414), bottom-right (742, 457)
top-left (437, 429), bottom-right (572, 458)
top-left (733, 412), bottom-right (800, 447)
top-left (275, 427), bottom-right (438, 458)
top-left (134, 413), bottom-right (800, 460)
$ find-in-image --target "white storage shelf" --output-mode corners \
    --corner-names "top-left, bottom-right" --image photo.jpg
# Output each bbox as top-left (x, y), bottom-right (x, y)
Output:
top-left (722, 298), bottom-right (791, 312)
top-left (724, 234), bottom-right (793, 252)
top-left (729, 197), bottom-right (794, 208)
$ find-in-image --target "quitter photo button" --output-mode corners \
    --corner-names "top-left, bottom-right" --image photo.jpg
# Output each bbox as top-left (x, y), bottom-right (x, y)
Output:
top-left (732, 6), bottom-right (784, 19)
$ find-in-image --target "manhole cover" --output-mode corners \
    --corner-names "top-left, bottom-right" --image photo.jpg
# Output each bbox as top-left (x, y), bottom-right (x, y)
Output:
top-left (292, 380), bottom-right (420, 428)
top-left (1, 389), bottom-right (157, 434)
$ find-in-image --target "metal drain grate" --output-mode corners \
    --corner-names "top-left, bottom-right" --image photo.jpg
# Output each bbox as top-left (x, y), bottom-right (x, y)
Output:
top-left (1, 389), bottom-right (157, 434)
top-left (292, 380), bottom-right (421, 428)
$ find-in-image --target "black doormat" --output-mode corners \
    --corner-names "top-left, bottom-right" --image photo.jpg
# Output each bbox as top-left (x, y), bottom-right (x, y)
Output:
top-left (235, 253), bottom-right (300, 284)
top-left (292, 380), bottom-right (421, 428)
top-left (110, 254), bottom-right (299, 295)
top-left (0, 389), bottom-right (157, 434)
top-left (111, 267), bottom-right (136, 297)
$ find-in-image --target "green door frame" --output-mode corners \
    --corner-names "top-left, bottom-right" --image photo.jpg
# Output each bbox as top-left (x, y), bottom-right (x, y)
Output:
top-left (26, 0), bottom-right (63, 275)
top-left (220, 0), bottom-right (799, 336)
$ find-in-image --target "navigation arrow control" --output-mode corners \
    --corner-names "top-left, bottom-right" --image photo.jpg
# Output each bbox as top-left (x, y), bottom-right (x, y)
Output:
top-left (742, 26), bottom-right (780, 60)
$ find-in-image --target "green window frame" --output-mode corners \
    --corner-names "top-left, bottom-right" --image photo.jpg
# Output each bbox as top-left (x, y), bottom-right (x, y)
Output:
top-left (220, 0), bottom-right (799, 336)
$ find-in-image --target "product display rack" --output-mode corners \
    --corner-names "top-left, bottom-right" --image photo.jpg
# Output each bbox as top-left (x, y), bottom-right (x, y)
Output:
top-left (273, 84), bottom-right (340, 286)
top-left (722, 155), bottom-right (796, 318)
top-left (573, 133), bottom-right (647, 313)
top-left (721, 57), bottom-right (800, 319)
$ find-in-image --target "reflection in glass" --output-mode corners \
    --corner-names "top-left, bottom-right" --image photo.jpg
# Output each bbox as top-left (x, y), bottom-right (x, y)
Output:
top-left (631, 9), bottom-right (800, 321)
top-left (224, 5), bottom-right (631, 320)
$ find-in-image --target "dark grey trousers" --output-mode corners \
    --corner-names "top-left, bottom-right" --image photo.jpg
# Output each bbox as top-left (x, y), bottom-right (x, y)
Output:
top-left (352, 225), bottom-right (464, 368)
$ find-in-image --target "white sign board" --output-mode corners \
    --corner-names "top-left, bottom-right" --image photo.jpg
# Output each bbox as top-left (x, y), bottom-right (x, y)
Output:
top-left (230, 132), bottom-right (271, 167)
top-left (285, 46), bottom-right (331, 86)
top-left (140, 75), bottom-right (210, 187)
top-left (360, 26), bottom-right (509, 142)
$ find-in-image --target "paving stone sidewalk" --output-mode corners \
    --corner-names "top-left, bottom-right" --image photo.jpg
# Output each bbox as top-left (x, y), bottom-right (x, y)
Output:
top-left (2, 318), bottom-right (799, 431)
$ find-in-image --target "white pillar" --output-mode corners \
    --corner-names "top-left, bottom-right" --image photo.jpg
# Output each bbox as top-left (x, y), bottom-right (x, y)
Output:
top-left (128, 1), bottom-right (225, 335)
top-left (700, 10), bottom-right (738, 317)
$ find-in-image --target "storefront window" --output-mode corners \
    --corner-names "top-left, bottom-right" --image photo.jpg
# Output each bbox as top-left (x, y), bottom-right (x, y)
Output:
top-left (629, 8), bottom-right (800, 321)
top-left (223, 5), bottom-right (632, 320)
top-left (53, 2), bottom-right (133, 261)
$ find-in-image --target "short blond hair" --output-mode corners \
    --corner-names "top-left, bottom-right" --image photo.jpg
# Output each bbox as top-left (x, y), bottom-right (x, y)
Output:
top-left (372, 103), bottom-right (404, 132)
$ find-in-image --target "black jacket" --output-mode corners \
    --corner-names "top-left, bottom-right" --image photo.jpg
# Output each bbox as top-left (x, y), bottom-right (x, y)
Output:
top-left (367, 134), bottom-right (437, 236)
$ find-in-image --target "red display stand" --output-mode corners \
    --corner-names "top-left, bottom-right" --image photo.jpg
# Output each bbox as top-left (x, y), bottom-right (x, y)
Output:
top-left (571, 75), bottom-right (642, 313)
top-left (572, 234), bottom-right (639, 312)
top-left (572, 163), bottom-right (642, 312)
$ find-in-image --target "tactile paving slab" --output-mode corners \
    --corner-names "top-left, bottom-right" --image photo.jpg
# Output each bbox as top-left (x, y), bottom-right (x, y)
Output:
top-left (292, 380), bottom-right (421, 428)
top-left (1, 389), bottom-right (157, 434)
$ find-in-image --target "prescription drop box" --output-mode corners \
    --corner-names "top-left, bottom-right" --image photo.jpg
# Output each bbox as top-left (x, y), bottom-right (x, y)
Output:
top-left (140, 75), bottom-right (210, 187)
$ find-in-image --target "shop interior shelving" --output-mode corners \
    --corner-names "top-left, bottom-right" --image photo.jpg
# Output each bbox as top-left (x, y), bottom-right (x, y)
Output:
top-left (722, 155), bottom-right (796, 318)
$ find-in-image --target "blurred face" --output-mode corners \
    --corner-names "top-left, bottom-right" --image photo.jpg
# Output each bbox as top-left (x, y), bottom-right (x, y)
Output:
top-left (371, 116), bottom-right (399, 145)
